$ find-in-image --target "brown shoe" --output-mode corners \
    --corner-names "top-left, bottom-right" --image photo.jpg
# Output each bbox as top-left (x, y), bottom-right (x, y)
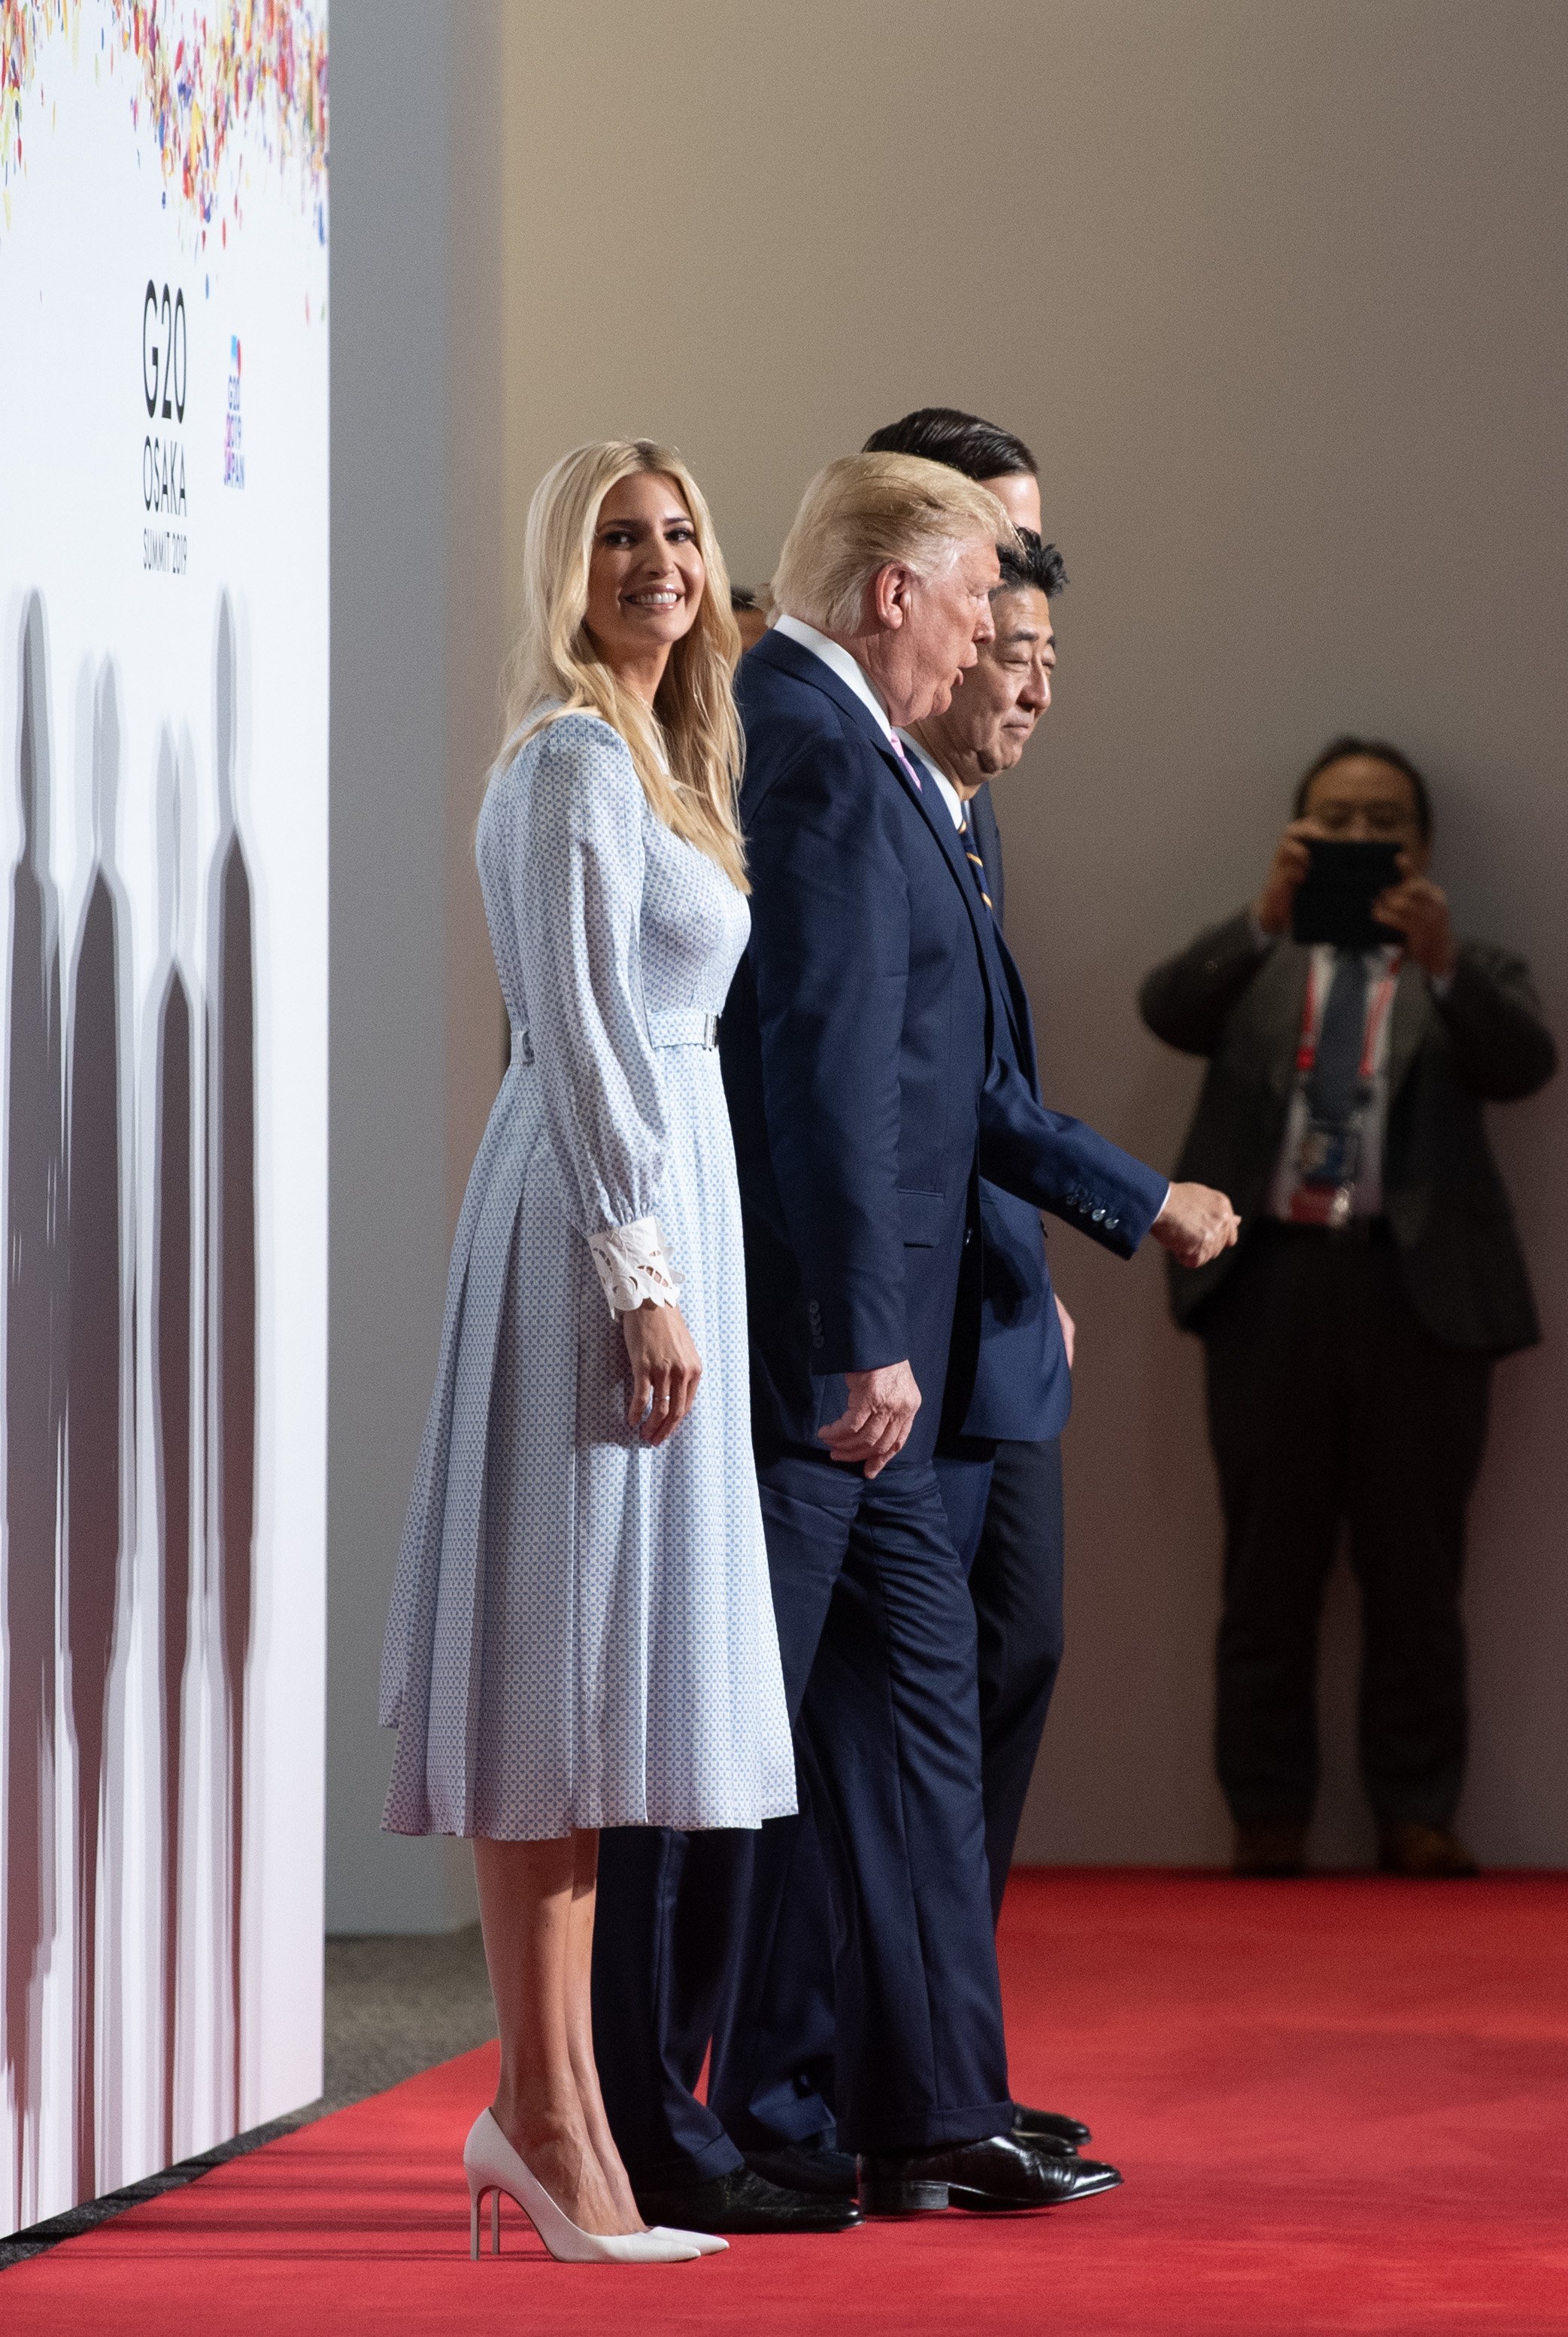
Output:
top-left (1233, 1820), bottom-right (1307, 1877)
top-left (1378, 1823), bottom-right (1479, 1878)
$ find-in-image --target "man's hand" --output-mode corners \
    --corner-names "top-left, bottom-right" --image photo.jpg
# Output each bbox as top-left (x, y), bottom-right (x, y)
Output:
top-left (1054, 1291), bottom-right (1076, 1370)
top-left (1253, 818), bottom-right (1321, 936)
top-left (1373, 859), bottom-right (1457, 979)
top-left (818, 1361), bottom-right (921, 1479)
top-left (1151, 1182), bottom-right (1241, 1269)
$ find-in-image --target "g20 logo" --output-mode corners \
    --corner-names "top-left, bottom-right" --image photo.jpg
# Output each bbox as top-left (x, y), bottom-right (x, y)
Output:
top-left (142, 275), bottom-right (190, 539)
top-left (143, 280), bottom-right (188, 421)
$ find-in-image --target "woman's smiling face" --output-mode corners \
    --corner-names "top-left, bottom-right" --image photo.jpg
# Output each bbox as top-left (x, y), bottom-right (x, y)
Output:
top-left (583, 472), bottom-right (707, 681)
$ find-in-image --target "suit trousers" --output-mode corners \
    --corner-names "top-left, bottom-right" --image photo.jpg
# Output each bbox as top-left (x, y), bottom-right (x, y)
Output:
top-left (925, 1439), bottom-right (1066, 1914)
top-left (1203, 1223), bottom-right (1491, 1831)
top-left (594, 1448), bottom-right (1012, 2181)
top-left (705, 1437), bottom-right (1066, 2147)
top-left (970, 1436), bottom-right (1066, 1920)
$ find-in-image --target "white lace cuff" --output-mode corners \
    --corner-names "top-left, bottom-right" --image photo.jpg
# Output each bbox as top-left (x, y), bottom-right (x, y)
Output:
top-left (588, 1216), bottom-right (683, 1318)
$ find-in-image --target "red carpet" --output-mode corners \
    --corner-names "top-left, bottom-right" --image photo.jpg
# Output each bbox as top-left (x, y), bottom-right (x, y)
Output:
top-left (7, 1871), bottom-right (1567, 2335)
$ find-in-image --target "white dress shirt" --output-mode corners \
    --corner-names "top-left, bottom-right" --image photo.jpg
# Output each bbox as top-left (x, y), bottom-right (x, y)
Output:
top-left (899, 733), bottom-right (966, 828)
top-left (1268, 941), bottom-right (1403, 1221)
top-left (772, 614), bottom-right (898, 744)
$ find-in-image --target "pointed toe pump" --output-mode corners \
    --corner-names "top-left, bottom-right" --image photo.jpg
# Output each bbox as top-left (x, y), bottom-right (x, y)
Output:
top-left (657, 2224), bottom-right (729, 2257)
top-left (463, 2109), bottom-right (713, 2265)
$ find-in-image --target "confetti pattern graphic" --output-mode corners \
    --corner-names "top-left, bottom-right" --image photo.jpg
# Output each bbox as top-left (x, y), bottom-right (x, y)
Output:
top-left (2, 0), bottom-right (328, 245)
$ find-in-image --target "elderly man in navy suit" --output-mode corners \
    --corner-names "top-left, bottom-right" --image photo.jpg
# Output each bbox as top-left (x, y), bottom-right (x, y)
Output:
top-left (594, 454), bottom-right (1237, 2232)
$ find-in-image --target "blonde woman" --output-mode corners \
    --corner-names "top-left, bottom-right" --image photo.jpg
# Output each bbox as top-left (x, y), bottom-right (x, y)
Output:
top-left (380, 442), bottom-right (794, 2265)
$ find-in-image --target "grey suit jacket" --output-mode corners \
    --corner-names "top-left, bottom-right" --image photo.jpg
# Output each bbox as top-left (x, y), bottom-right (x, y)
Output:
top-left (1139, 909), bottom-right (1557, 1354)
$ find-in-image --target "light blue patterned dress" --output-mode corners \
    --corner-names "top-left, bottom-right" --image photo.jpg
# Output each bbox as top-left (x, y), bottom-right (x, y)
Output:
top-left (380, 713), bottom-right (795, 1839)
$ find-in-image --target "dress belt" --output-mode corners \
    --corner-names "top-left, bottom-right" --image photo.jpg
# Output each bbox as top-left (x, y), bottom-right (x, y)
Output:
top-left (508, 1009), bottom-right (720, 1067)
top-left (647, 1008), bottom-right (721, 1049)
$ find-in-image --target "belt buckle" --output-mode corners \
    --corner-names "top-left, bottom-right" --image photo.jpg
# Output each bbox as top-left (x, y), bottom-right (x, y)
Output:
top-left (702, 1012), bottom-right (720, 1049)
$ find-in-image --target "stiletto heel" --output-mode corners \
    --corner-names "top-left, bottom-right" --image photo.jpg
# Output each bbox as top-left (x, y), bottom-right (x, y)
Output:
top-left (463, 2110), bottom-right (717, 2264)
top-left (468, 2169), bottom-right (504, 2259)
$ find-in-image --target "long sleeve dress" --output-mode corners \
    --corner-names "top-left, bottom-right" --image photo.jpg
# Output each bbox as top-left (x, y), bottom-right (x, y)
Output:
top-left (379, 712), bottom-right (795, 1839)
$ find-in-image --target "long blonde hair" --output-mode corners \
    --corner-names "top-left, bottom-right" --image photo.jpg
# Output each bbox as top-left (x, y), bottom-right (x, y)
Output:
top-left (498, 439), bottom-right (748, 891)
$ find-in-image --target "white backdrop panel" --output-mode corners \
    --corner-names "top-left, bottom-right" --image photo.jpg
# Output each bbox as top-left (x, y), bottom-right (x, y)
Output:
top-left (1, 0), bottom-right (328, 2229)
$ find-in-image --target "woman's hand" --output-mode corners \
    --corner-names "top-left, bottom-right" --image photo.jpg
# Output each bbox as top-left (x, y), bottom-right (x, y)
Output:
top-left (621, 1301), bottom-right (703, 1445)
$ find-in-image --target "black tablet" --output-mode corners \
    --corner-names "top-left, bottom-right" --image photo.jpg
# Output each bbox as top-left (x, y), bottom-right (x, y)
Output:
top-left (1290, 839), bottom-right (1402, 950)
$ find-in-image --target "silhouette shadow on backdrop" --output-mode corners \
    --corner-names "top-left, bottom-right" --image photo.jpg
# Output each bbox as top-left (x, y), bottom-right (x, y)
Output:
top-left (208, 594), bottom-right (256, 2128)
top-left (3, 588), bottom-right (262, 2208)
top-left (5, 594), bottom-right (66, 2230)
top-left (64, 657), bottom-right (134, 2202)
top-left (151, 727), bottom-right (195, 2166)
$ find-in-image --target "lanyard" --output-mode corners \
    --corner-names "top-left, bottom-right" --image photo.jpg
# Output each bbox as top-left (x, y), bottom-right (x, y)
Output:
top-left (1295, 951), bottom-right (1403, 1085)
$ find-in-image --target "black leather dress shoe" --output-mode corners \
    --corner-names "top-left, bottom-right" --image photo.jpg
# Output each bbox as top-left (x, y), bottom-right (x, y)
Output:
top-left (1378, 1823), bottom-right (1479, 1878)
top-left (1010, 2103), bottom-right (1087, 2154)
top-left (633, 2166), bottom-right (863, 2234)
top-left (1233, 1819), bottom-right (1307, 1877)
top-left (858, 2133), bottom-right (1122, 2215)
top-left (744, 2140), bottom-right (860, 2197)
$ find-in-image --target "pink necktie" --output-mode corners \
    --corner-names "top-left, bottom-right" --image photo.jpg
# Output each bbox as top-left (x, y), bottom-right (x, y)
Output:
top-left (888, 731), bottom-right (921, 789)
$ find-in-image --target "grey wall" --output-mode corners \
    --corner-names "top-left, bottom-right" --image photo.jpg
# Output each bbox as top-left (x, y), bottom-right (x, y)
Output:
top-left (324, 2), bottom-right (1567, 1935)
top-left (328, 0), bottom-right (505, 1932)
top-left (499, 1), bottom-right (1568, 1869)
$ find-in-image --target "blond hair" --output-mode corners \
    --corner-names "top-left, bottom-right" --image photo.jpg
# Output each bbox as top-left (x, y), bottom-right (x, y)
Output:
top-left (772, 453), bottom-right (1018, 636)
top-left (498, 439), bottom-right (748, 890)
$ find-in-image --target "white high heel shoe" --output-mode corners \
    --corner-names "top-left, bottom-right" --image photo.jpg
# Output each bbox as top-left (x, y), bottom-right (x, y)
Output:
top-left (463, 2109), bottom-right (726, 2263)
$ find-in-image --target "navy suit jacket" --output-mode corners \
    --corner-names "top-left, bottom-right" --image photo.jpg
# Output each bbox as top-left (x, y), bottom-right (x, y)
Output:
top-left (723, 630), bottom-right (1167, 1458)
top-left (957, 785), bottom-right (1072, 1442)
top-left (933, 775), bottom-right (1169, 1443)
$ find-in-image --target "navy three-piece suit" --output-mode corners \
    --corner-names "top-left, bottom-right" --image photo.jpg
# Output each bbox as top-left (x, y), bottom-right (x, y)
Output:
top-left (593, 630), bottom-right (1166, 2182)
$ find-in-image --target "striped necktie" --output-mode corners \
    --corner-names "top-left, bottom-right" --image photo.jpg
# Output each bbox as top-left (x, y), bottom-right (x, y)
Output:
top-left (957, 812), bottom-right (993, 911)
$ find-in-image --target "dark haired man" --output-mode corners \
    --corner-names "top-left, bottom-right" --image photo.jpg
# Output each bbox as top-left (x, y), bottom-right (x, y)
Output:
top-left (863, 414), bottom-right (1078, 1933)
top-left (1140, 740), bottom-right (1555, 1877)
top-left (856, 411), bottom-right (1092, 2144)
top-left (863, 405), bottom-right (1042, 535)
top-left (863, 411), bottom-right (1043, 919)
top-left (709, 524), bottom-right (1184, 2196)
top-left (903, 528), bottom-right (1076, 1923)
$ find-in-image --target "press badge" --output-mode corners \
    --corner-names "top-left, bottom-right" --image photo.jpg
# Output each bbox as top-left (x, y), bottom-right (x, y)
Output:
top-left (1287, 1109), bottom-right (1363, 1228)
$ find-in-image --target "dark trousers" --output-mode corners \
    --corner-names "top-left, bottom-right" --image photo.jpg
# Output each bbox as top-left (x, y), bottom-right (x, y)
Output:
top-left (590, 1824), bottom-right (756, 2184)
top-left (971, 1436), bottom-right (1066, 1922)
top-left (1203, 1224), bottom-right (1491, 1832)
top-left (594, 1449), bottom-right (1011, 2181)
top-left (705, 1436), bottom-right (1066, 2147)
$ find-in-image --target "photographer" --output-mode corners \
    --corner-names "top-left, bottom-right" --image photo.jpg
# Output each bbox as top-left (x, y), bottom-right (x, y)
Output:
top-left (1140, 739), bottom-right (1555, 1877)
